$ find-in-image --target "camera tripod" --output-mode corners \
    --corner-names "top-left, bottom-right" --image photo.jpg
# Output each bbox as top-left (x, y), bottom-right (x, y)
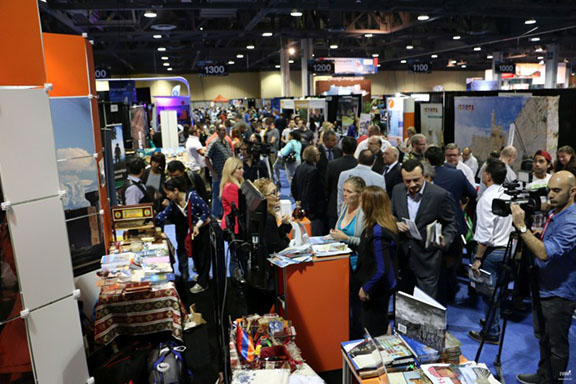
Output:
top-left (473, 229), bottom-right (553, 384)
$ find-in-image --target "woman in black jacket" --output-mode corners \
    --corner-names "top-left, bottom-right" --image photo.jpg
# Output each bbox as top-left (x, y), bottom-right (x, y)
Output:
top-left (355, 186), bottom-right (398, 337)
top-left (290, 145), bottom-right (326, 236)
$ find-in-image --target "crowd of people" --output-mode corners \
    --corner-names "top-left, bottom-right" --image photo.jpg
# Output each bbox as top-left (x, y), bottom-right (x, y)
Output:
top-left (122, 106), bottom-right (576, 384)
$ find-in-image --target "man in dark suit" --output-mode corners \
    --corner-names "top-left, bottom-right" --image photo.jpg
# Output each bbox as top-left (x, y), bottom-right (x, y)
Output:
top-left (425, 146), bottom-right (477, 303)
top-left (391, 159), bottom-right (458, 300)
top-left (325, 136), bottom-right (358, 230)
top-left (382, 146), bottom-right (403, 198)
top-left (369, 136), bottom-right (385, 174)
top-left (317, 130), bottom-right (342, 180)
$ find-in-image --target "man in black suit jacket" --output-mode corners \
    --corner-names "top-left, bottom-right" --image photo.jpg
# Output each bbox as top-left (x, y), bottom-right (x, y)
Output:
top-left (325, 136), bottom-right (358, 230)
top-left (317, 130), bottom-right (343, 180)
top-left (391, 159), bottom-right (458, 300)
top-left (382, 147), bottom-right (403, 198)
top-left (369, 136), bottom-right (385, 174)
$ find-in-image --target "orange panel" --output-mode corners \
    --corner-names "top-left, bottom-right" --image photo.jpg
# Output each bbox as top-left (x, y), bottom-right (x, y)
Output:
top-left (0, 0), bottom-right (46, 86)
top-left (43, 33), bottom-right (90, 97)
top-left (285, 257), bottom-right (349, 372)
top-left (403, 112), bottom-right (415, 138)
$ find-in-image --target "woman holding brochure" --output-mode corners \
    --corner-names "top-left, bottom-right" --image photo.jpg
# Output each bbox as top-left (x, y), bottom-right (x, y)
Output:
top-left (355, 186), bottom-right (398, 337)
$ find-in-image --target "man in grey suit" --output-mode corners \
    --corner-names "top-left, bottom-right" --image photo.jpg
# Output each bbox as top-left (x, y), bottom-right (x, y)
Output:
top-left (337, 149), bottom-right (386, 216)
top-left (391, 159), bottom-right (458, 300)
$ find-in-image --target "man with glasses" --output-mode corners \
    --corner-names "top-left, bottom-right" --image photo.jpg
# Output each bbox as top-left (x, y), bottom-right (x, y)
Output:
top-left (444, 143), bottom-right (476, 186)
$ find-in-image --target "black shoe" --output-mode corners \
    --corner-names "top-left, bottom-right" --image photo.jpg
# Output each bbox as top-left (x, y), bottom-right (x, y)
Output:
top-left (479, 318), bottom-right (486, 327)
top-left (516, 374), bottom-right (539, 384)
top-left (468, 330), bottom-right (500, 345)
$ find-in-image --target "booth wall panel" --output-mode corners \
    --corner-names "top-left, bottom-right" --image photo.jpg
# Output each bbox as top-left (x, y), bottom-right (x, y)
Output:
top-left (0, 89), bottom-right (60, 204)
top-left (43, 33), bottom-right (90, 97)
top-left (0, 0), bottom-right (46, 86)
top-left (7, 196), bottom-right (75, 310)
top-left (27, 296), bottom-right (89, 384)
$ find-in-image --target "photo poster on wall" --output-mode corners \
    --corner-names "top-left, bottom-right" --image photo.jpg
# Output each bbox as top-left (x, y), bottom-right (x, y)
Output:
top-left (420, 103), bottom-right (444, 146)
top-left (111, 123), bottom-right (127, 187)
top-left (337, 96), bottom-right (360, 128)
top-left (386, 97), bottom-right (404, 146)
top-left (454, 96), bottom-right (559, 167)
top-left (359, 113), bottom-right (371, 137)
top-left (130, 105), bottom-right (148, 150)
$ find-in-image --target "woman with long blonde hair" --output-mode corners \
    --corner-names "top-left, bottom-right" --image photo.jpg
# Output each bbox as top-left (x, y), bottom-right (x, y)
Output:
top-left (354, 185), bottom-right (398, 337)
top-left (220, 157), bottom-right (244, 233)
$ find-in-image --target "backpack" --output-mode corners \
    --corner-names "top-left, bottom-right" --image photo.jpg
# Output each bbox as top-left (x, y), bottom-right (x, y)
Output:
top-left (147, 341), bottom-right (192, 384)
top-left (119, 177), bottom-right (152, 205)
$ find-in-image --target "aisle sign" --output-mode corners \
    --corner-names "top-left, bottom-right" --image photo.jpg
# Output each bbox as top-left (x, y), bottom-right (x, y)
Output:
top-left (410, 62), bottom-right (431, 73)
top-left (95, 66), bottom-right (111, 79)
top-left (308, 60), bottom-right (335, 75)
top-left (495, 62), bottom-right (516, 74)
top-left (199, 63), bottom-right (228, 76)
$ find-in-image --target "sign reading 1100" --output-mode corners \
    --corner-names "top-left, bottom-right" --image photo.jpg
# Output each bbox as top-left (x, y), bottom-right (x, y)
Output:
top-left (200, 64), bottom-right (228, 76)
top-left (410, 62), bottom-right (431, 73)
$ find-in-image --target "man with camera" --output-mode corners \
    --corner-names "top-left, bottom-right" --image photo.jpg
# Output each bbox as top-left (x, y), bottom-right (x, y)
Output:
top-left (512, 171), bottom-right (576, 384)
top-left (469, 159), bottom-right (514, 345)
top-left (240, 141), bottom-right (269, 182)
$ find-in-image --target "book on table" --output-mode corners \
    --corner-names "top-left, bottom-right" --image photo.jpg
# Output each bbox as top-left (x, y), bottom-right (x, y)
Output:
top-left (421, 362), bottom-right (500, 384)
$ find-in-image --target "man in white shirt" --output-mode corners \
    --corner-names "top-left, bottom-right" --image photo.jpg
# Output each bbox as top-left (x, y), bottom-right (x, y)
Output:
top-left (462, 146), bottom-right (479, 177)
top-left (337, 149), bottom-right (386, 215)
top-left (185, 126), bottom-right (206, 172)
top-left (354, 125), bottom-right (391, 158)
top-left (444, 143), bottom-right (476, 186)
top-left (477, 146), bottom-right (517, 198)
top-left (469, 158), bottom-right (514, 345)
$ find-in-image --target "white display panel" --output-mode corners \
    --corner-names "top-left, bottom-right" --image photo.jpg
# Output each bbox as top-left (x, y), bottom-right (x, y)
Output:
top-left (160, 109), bottom-right (179, 148)
top-left (27, 296), bottom-right (89, 384)
top-left (6, 196), bottom-right (75, 310)
top-left (0, 89), bottom-right (61, 204)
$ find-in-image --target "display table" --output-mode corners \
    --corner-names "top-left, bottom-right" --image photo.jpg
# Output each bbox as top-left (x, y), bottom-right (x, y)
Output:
top-left (94, 284), bottom-right (186, 345)
top-left (281, 254), bottom-right (350, 372)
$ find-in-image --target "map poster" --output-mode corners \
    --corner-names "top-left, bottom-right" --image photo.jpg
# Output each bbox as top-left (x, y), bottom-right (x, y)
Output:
top-left (420, 103), bottom-right (443, 146)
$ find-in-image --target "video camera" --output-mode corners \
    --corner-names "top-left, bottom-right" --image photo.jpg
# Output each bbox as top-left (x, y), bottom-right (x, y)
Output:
top-left (245, 141), bottom-right (271, 158)
top-left (492, 179), bottom-right (548, 217)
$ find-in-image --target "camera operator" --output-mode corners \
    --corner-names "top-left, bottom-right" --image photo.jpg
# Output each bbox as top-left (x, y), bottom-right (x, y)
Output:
top-left (468, 159), bottom-right (514, 345)
top-left (512, 171), bottom-right (576, 384)
top-left (240, 141), bottom-right (269, 182)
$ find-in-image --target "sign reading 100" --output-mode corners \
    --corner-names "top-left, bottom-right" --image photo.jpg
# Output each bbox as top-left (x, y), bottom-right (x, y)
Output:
top-left (201, 64), bottom-right (228, 76)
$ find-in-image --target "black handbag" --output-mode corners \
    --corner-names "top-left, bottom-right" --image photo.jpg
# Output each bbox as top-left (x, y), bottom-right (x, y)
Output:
top-left (92, 341), bottom-right (152, 384)
top-left (285, 151), bottom-right (297, 163)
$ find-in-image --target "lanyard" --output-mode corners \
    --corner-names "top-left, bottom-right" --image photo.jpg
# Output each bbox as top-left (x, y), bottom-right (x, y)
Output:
top-left (540, 212), bottom-right (555, 238)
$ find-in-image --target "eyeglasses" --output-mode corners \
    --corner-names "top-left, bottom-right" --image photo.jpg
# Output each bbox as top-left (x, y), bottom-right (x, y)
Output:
top-left (266, 189), bottom-right (280, 196)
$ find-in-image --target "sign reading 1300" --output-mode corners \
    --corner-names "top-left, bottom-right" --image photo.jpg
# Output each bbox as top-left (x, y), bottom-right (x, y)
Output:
top-left (200, 64), bottom-right (228, 76)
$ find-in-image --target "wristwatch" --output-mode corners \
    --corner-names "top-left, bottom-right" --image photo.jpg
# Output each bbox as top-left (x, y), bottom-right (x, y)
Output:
top-left (518, 225), bottom-right (527, 234)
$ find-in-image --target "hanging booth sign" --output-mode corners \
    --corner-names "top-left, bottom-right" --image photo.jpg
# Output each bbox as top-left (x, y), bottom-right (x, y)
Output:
top-left (495, 62), bottom-right (516, 74)
top-left (410, 62), bottom-right (431, 73)
top-left (308, 60), bottom-right (335, 75)
top-left (95, 66), bottom-right (111, 79)
top-left (199, 63), bottom-right (228, 76)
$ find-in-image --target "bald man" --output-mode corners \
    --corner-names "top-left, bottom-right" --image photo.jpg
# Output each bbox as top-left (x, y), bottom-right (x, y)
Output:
top-left (478, 146), bottom-right (517, 197)
top-left (512, 171), bottom-right (576, 384)
top-left (462, 146), bottom-right (479, 177)
top-left (382, 146), bottom-right (403, 197)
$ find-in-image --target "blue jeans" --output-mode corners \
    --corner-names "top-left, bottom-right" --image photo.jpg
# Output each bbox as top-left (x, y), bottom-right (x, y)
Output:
top-left (481, 248), bottom-right (505, 336)
top-left (212, 179), bottom-right (222, 219)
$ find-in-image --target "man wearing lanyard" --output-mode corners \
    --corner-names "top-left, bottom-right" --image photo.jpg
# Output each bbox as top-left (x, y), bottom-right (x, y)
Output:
top-left (512, 171), bottom-right (576, 384)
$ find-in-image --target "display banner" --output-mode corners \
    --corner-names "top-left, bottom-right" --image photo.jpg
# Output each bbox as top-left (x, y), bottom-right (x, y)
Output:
top-left (130, 106), bottom-right (148, 150)
top-left (111, 123), bottom-right (127, 187)
top-left (420, 103), bottom-right (443, 146)
top-left (359, 113), bottom-right (371, 137)
top-left (386, 97), bottom-right (404, 146)
top-left (454, 96), bottom-right (559, 166)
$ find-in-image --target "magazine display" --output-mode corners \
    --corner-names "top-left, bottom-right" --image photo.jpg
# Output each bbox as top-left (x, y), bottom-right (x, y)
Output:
top-left (421, 362), bottom-right (500, 384)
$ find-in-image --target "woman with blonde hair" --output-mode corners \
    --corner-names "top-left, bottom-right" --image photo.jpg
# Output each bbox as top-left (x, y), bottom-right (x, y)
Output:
top-left (220, 157), bottom-right (244, 234)
top-left (354, 185), bottom-right (398, 337)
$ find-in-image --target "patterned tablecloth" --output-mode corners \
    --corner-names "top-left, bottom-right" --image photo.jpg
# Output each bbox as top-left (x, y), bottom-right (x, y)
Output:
top-left (94, 285), bottom-right (186, 345)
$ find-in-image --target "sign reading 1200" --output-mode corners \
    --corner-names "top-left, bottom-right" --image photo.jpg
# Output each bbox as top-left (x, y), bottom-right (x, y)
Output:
top-left (200, 64), bottom-right (228, 76)
top-left (308, 60), bottom-right (335, 74)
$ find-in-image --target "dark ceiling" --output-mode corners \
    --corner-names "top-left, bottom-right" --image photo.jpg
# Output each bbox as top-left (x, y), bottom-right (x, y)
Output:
top-left (39, 0), bottom-right (576, 75)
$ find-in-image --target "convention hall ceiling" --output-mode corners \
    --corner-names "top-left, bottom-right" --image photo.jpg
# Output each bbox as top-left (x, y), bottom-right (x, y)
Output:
top-left (40, 0), bottom-right (576, 75)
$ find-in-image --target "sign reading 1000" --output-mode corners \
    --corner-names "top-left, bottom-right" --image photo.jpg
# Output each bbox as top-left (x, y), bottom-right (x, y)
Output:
top-left (200, 64), bottom-right (228, 76)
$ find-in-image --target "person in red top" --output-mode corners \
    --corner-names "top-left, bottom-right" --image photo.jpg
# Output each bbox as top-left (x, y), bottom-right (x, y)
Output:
top-left (206, 123), bottom-right (234, 149)
top-left (220, 157), bottom-right (244, 234)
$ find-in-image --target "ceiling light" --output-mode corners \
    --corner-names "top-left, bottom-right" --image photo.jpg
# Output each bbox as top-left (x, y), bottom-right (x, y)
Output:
top-left (246, 44), bottom-right (255, 49)
top-left (372, 53), bottom-right (379, 57)
top-left (288, 47), bottom-right (296, 55)
top-left (377, 64), bottom-right (381, 68)
top-left (406, 45), bottom-right (414, 50)
top-left (487, 55), bottom-right (493, 59)
top-left (330, 44), bottom-right (338, 49)
top-left (290, 9), bottom-right (303, 17)
top-left (451, 60), bottom-right (458, 64)
top-left (431, 54), bottom-right (438, 58)
top-left (236, 54), bottom-right (244, 58)
top-left (537, 56), bottom-right (544, 60)
top-left (153, 34), bottom-right (162, 39)
top-left (228, 60), bottom-right (235, 65)
top-left (453, 35), bottom-right (461, 40)
top-left (535, 47), bottom-right (543, 52)
top-left (461, 64), bottom-right (467, 68)
top-left (474, 47), bottom-right (481, 51)
top-left (199, 27), bottom-right (204, 31)
top-left (167, 68), bottom-right (173, 71)
top-left (525, 19), bottom-right (536, 25)
top-left (161, 56), bottom-right (169, 60)
top-left (539, 60), bottom-right (544, 65)
top-left (163, 63), bottom-right (170, 67)
top-left (530, 37), bottom-right (540, 42)
top-left (364, 33), bottom-right (373, 38)
top-left (157, 47), bottom-right (166, 51)
top-left (275, 65), bottom-right (281, 69)
top-left (262, 32), bottom-right (273, 37)
top-left (400, 60), bottom-right (407, 64)
top-left (289, 60), bottom-right (294, 64)
top-left (144, 10), bottom-right (157, 18)
top-left (418, 15), bottom-right (430, 21)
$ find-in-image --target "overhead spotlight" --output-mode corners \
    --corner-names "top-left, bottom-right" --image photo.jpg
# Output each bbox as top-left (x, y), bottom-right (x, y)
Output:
top-left (453, 35), bottom-right (461, 40)
top-left (275, 65), bottom-right (281, 69)
top-left (236, 54), bottom-right (244, 58)
top-left (418, 15), bottom-right (430, 21)
top-left (451, 60), bottom-right (458, 64)
top-left (377, 64), bottom-right (381, 67)
top-left (288, 47), bottom-right (296, 55)
top-left (372, 53), bottom-right (379, 57)
top-left (474, 47), bottom-right (481, 51)
top-left (537, 56), bottom-right (544, 60)
top-left (290, 9), bottom-right (303, 17)
top-left (364, 33), bottom-right (374, 38)
top-left (161, 56), bottom-right (169, 60)
top-left (246, 44), bottom-right (255, 49)
top-left (262, 32), bottom-right (273, 37)
top-left (153, 34), bottom-right (162, 39)
top-left (144, 10), bottom-right (157, 18)
top-left (487, 55), bottom-right (493, 59)
top-left (157, 47), bottom-right (166, 51)
top-left (330, 44), bottom-right (338, 49)
top-left (539, 60), bottom-right (544, 65)
top-left (530, 37), bottom-right (540, 42)
top-left (525, 19), bottom-right (536, 25)
top-left (288, 60), bottom-right (294, 64)
top-left (535, 47), bottom-right (543, 52)
top-left (167, 68), bottom-right (173, 71)
top-left (228, 60), bottom-right (235, 65)
top-left (163, 63), bottom-right (170, 67)
top-left (431, 54), bottom-right (438, 58)
top-left (199, 27), bottom-right (204, 31)
top-left (400, 59), bottom-right (407, 64)
top-left (461, 64), bottom-right (467, 68)
top-left (406, 45), bottom-right (414, 50)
